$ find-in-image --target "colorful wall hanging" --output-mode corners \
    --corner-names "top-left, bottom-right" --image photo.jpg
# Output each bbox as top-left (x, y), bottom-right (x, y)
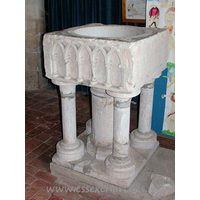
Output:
top-left (146, 0), bottom-right (175, 139)
top-left (122, 0), bottom-right (146, 23)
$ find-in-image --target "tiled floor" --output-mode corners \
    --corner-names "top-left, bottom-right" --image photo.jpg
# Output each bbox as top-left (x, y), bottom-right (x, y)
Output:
top-left (25, 88), bottom-right (175, 200)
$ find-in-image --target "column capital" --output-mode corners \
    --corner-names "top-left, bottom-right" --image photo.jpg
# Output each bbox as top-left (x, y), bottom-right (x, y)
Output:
top-left (106, 90), bottom-right (140, 99)
top-left (59, 84), bottom-right (76, 98)
top-left (90, 87), bottom-right (110, 98)
top-left (52, 79), bottom-right (76, 87)
top-left (51, 80), bottom-right (76, 98)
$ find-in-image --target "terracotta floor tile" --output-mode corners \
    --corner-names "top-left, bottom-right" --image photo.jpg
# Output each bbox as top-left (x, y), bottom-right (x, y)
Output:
top-left (29, 158), bottom-right (50, 172)
top-left (53, 190), bottom-right (82, 200)
top-left (81, 191), bottom-right (103, 200)
top-left (51, 130), bottom-right (62, 139)
top-left (44, 121), bottom-right (58, 130)
top-left (79, 196), bottom-right (96, 200)
top-left (25, 139), bottom-right (43, 155)
top-left (26, 109), bottom-right (46, 118)
top-left (37, 154), bottom-right (52, 164)
top-left (32, 93), bottom-right (54, 101)
top-left (31, 190), bottom-right (52, 200)
top-left (26, 152), bottom-right (39, 164)
top-left (26, 164), bottom-right (40, 175)
top-left (25, 121), bottom-right (38, 134)
top-left (31, 179), bottom-right (55, 191)
top-left (49, 123), bottom-right (62, 133)
top-left (25, 187), bottom-right (38, 200)
top-left (32, 143), bottom-right (51, 156)
top-left (43, 146), bottom-right (56, 157)
top-left (45, 96), bottom-right (60, 104)
top-left (34, 132), bottom-right (52, 142)
top-left (39, 104), bottom-right (60, 116)
top-left (26, 126), bottom-right (45, 139)
top-left (49, 195), bottom-right (64, 200)
top-left (26, 117), bottom-right (47, 126)
top-left (25, 91), bottom-right (38, 98)
top-left (77, 114), bottom-right (90, 124)
top-left (25, 173), bottom-right (37, 185)
top-left (99, 195), bottom-right (121, 200)
top-left (42, 88), bottom-right (58, 95)
top-left (25, 98), bottom-right (39, 108)
top-left (29, 101), bottom-right (47, 111)
top-left (25, 136), bottom-right (31, 143)
top-left (35, 171), bottom-right (58, 183)
top-left (35, 125), bottom-right (48, 133)
top-left (45, 136), bottom-right (60, 146)
top-left (26, 113), bottom-right (38, 123)
top-left (46, 114), bottom-right (61, 124)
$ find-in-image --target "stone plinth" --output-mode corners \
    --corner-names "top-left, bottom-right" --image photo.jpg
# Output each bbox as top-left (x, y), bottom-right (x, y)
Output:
top-left (43, 24), bottom-right (169, 188)
top-left (50, 147), bottom-right (175, 199)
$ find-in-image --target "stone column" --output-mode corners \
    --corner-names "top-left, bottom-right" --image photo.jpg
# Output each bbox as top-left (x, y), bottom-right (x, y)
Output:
top-left (131, 81), bottom-right (158, 149)
top-left (52, 83), bottom-right (84, 166)
top-left (105, 91), bottom-right (135, 179)
top-left (87, 88), bottom-right (113, 160)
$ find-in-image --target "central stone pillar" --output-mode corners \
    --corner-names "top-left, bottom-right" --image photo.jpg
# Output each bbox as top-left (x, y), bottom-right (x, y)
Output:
top-left (105, 91), bottom-right (136, 179)
top-left (131, 81), bottom-right (158, 149)
top-left (52, 83), bottom-right (84, 166)
top-left (87, 88), bottom-right (113, 160)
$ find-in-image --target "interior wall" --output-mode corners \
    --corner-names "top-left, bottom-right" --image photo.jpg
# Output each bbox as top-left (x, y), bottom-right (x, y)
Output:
top-left (25, 0), bottom-right (48, 91)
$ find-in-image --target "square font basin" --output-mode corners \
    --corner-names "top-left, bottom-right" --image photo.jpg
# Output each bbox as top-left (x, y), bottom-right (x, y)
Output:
top-left (43, 24), bottom-right (169, 95)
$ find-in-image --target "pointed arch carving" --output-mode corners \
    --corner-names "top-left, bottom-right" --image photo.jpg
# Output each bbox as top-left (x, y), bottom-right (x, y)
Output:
top-left (51, 41), bottom-right (65, 77)
top-left (64, 43), bottom-right (77, 80)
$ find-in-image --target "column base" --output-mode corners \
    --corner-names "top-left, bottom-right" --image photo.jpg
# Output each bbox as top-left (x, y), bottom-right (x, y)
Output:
top-left (52, 139), bottom-right (84, 166)
top-left (87, 134), bottom-right (112, 161)
top-left (105, 155), bottom-right (135, 179)
top-left (130, 129), bottom-right (158, 149)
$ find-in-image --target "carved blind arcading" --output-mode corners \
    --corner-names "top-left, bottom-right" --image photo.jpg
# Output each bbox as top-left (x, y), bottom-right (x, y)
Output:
top-left (50, 40), bottom-right (124, 91)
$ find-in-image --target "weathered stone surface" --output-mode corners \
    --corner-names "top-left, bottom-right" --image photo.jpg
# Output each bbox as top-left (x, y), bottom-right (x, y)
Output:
top-left (26, 0), bottom-right (45, 20)
top-left (43, 24), bottom-right (169, 94)
top-left (43, 24), bottom-right (169, 188)
top-left (148, 174), bottom-right (175, 197)
top-left (51, 131), bottom-right (154, 189)
top-left (25, 0), bottom-right (48, 91)
top-left (25, 71), bottom-right (39, 90)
